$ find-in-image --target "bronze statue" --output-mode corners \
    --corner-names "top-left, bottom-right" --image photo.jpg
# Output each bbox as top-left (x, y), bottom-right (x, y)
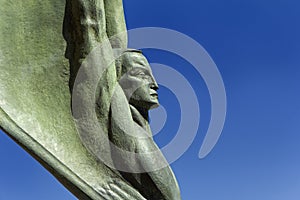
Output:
top-left (0, 0), bottom-right (181, 199)
top-left (64, 0), bottom-right (181, 199)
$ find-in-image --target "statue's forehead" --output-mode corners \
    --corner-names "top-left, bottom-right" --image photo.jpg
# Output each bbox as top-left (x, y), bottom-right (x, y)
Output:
top-left (125, 52), bottom-right (149, 66)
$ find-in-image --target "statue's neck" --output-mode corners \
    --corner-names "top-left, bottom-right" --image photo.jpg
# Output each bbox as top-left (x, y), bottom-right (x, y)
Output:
top-left (129, 105), bottom-right (151, 133)
top-left (136, 107), bottom-right (149, 121)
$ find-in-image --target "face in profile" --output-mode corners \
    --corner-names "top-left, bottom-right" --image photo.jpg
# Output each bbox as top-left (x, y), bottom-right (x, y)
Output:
top-left (118, 51), bottom-right (159, 110)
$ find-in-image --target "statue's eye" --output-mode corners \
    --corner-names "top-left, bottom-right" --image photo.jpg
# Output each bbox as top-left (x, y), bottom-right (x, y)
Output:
top-left (129, 68), bottom-right (149, 77)
top-left (137, 72), bottom-right (146, 76)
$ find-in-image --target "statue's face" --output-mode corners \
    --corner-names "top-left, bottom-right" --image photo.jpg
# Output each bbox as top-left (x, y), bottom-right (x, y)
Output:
top-left (119, 52), bottom-right (159, 110)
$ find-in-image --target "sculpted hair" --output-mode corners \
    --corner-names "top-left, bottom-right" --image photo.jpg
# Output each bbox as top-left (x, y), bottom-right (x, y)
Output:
top-left (115, 49), bottom-right (143, 80)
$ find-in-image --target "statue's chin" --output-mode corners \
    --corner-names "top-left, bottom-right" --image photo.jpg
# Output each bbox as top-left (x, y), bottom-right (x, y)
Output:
top-left (129, 98), bottom-right (159, 111)
top-left (142, 98), bottom-right (160, 110)
top-left (148, 102), bottom-right (160, 110)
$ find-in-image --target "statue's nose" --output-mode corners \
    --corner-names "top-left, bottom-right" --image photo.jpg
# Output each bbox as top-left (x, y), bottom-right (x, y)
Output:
top-left (150, 81), bottom-right (159, 91)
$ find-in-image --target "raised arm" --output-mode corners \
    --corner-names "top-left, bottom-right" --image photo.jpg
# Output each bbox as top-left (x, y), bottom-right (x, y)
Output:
top-left (104, 0), bottom-right (127, 49)
top-left (64, 0), bottom-right (127, 119)
top-left (63, 0), bottom-right (111, 90)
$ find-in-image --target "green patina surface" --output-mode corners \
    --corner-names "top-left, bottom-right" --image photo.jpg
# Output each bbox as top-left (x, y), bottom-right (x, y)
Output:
top-left (0, 1), bottom-right (181, 199)
top-left (0, 1), bottom-right (128, 199)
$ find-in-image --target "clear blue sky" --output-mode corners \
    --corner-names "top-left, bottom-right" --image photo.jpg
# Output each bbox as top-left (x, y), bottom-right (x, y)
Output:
top-left (1, 0), bottom-right (300, 199)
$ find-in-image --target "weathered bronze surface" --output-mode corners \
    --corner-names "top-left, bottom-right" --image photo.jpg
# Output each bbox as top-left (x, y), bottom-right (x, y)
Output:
top-left (0, 0), bottom-right (181, 199)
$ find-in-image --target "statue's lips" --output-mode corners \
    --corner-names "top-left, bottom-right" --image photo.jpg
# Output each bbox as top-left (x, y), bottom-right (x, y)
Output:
top-left (150, 92), bottom-right (158, 98)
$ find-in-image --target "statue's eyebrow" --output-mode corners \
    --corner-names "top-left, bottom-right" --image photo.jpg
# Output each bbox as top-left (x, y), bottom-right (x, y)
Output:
top-left (130, 66), bottom-right (151, 75)
top-left (131, 66), bottom-right (148, 71)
